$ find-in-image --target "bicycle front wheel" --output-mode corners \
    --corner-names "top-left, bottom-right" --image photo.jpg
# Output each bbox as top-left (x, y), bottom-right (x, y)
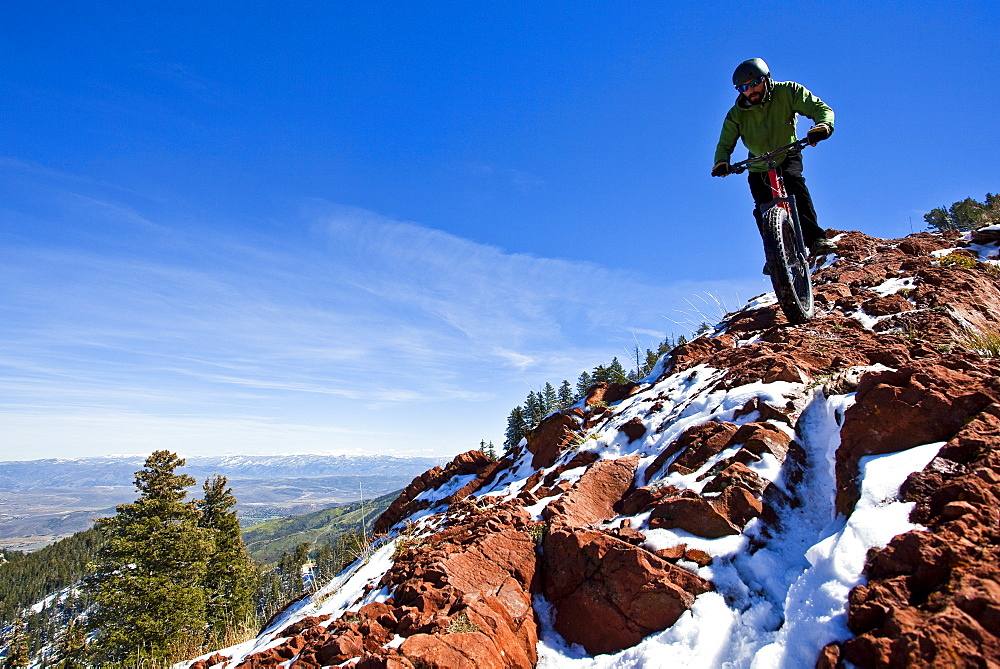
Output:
top-left (762, 206), bottom-right (814, 324)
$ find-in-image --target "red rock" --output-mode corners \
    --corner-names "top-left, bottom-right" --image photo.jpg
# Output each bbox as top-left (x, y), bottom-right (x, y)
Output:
top-left (649, 496), bottom-right (740, 538)
top-left (701, 462), bottom-right (766, 496)
top-left (354, 654), bottom-right (416, 669)
top-left (729, 422), bottom-right (791, 460)
top-left (563, 449), bottom-right (600, 471)
top-left (617, 485), bottom-right (678, 516)
top-left (190, 653), bottom-right (229, 669)
top-left (726, 307), bottom-right (782, 333)
top-left (841, 396), bottom-right (1000, 667)
top-left (380, 501), bottom-right (539, 665)
top-left (374, 451), bottom-right (497, 534)
top-left (815, 642), bottom-right (841, 669)
top-left (666, 421), bottom-right (740, 474)
top-left (714, 485), bottom-right (763, 528)
top-left (526, 412), bottom-right (580, 469)
top-left (278, 614), bottom-right (330, 637)
top-left (543, 455), bottom-right (640, 526)
top-left (585, 381), bottom-right (640, 405)
top-left (314, 632), bottom-right (365, 665)
top-left (836, 357), bottom-right (1000, 514)
top-left (897, 233), bottom-right (953, 256)
top-left (683, 548), bottom-right (713, 567)
top-left (732, 397), bottom-right (794, 424)
top-left (860, 292), bottom-right (915, 317)
top-left (611, 524), bottom-right (647, 545)
top-left (400, 632), bottom-right (510, 669)
top-left (619, 417), bottom-right (647, 443)
top-left (670, 334), bottom-right (736, 373)
top-left (654, 544), bottom-right (686, 560)
top-left (543, 525), bottom-right (711, 655)
top-left (941, 500), bottom-right (978, 520)
top-left (358, 601), bottom-right (399, 631)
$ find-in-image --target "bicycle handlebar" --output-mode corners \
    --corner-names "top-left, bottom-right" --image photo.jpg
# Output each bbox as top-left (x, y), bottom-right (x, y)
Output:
top-left (727, 138), bottom-right (811, 174)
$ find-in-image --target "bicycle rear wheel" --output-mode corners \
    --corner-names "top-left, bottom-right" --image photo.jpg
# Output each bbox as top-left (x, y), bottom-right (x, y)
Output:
top-left (762, 205), bottom-right (814, 324)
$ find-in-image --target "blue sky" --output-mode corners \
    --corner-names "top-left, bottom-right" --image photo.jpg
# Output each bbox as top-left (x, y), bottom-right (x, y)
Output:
top-left (2, 1), bottom-right (997, 460)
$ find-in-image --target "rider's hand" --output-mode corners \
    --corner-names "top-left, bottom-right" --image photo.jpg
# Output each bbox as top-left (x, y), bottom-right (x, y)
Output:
top-left (807, 124), bottom-right (832, 146)
top-left (711, 161), bottom-right (731, 177)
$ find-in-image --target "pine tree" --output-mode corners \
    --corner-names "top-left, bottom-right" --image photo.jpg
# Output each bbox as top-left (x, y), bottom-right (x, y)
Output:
top-left (85, 451), bottom-right (213, 664)
top-left (197, 475), bottom-right (259, 645)
top-left (3, 618), bottom-right (30, 668)
top-left (924, 193), bottom-right (1000, 232)
top-left (523, 391), bottom-right (544, 426)
top-left (479, 439), bottom-right (498, 461)
top-left (54, 618), bottom-right (86, 668)
top-left (576, 371), bottom-right (593, 396)
top-left (557, 380), bottom-right (574, 408)
top-left (542, 382), bottom-right (558, 416)
top-left (504, 406), bottom-right (529, 450)
top-left (643, 348), bottom-right (669, 376)
top-left (607, 357), bottom-right (628, 384)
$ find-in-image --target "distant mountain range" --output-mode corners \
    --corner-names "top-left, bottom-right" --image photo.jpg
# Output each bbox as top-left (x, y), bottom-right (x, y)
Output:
top-left (0, 454), bottom-right (444, 550)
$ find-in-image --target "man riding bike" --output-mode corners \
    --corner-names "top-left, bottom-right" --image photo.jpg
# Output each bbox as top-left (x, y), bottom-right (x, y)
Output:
top-left (712, 58), bottom-right (837, 267)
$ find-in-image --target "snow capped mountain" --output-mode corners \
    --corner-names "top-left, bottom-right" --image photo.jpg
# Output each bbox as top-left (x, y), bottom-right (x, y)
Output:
top-left (183, 229), bottom-right (1000, 668)
top-left (0, 454), bottom-right (445, 488)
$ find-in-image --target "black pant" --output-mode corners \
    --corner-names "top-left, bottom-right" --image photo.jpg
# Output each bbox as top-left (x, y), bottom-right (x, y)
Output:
top-left (747, 153), bottom-right (825, 247)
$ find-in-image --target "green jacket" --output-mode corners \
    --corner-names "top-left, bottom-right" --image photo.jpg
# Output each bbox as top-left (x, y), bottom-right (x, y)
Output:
top-left (714, 80), bottom-right (834, 172)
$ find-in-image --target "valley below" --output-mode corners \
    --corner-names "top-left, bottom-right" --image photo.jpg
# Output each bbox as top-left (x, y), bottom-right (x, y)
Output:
top-left (0, 454), bottom-right (442, 551)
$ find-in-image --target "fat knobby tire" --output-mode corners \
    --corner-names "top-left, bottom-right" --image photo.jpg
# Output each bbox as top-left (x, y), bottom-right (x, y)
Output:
top-left (762, 206), bottom-right (814, 324)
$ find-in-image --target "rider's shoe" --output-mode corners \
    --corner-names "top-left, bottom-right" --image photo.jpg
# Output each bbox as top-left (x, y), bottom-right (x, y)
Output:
top-left (809, 238), bottom-right (837, 255)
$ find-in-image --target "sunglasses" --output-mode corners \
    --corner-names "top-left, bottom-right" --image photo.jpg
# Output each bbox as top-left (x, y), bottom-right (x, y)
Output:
top-left (736, 75), bottom-right (766, 93)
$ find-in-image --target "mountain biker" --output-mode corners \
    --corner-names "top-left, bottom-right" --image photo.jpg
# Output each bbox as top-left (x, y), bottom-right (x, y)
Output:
top-left (712, 58), bottom-right (837, 264)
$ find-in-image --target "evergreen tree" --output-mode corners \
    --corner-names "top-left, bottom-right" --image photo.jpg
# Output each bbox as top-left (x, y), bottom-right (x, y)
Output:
top-left (523, 391), bottom-right (544, 426)
top-left (3, 619), bottom-right (30, 668)
top-left (924, 192), bottom-right (1000, 232)
top-left (607, 357), bottom-right (628, 384)
top-left (197, 475), bottom-right (259, 645)
top-left (504, 406), bottom-right (529, 450)
top-left (479, 439), bottom-right (498, 461)
top-left (643, 348), bottom-right (660, 374)
top-left (54, 618), bottom-right (86, 668)
top-left (576, 371), bottom-right (593, 396)
top-left (542, 382), bottom-right (558, 416)
top-left (557, 380), bottom-right (575, 408)
top-left (591, 364), bottom-right (609, 383)
top-left (85, 451), bottom-right (213, 664)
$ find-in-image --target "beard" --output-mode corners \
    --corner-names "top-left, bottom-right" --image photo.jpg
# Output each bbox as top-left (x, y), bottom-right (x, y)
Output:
top-left (745, 89), bottom-right (764, 104)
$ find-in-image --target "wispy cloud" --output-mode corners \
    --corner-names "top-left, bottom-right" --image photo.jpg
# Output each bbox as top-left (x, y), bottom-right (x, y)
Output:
top-left (1, 179), bottom-right (763, 458)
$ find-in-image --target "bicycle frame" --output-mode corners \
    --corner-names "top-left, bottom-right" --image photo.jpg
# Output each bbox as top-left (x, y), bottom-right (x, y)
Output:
top-left (730, 139), bottom-right (811, 260)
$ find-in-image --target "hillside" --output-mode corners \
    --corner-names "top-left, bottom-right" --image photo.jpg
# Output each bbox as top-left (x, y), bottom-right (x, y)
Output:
top-left (243, 492), bottom-right (398, 565)
top-left (186, 227), bottom-right (1000, 668)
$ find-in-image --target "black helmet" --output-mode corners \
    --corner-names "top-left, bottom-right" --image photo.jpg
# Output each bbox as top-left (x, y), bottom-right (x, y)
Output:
top-left (732, 58), bottom-right (770, 86)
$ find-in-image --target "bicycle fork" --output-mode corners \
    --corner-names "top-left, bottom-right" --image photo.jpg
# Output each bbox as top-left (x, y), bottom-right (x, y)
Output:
top-left (757, 167), bottom-right (809, 259)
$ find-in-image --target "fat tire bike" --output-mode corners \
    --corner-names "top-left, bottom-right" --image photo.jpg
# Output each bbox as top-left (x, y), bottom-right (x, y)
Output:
top-left (729, 138), bottom-right (816, 324)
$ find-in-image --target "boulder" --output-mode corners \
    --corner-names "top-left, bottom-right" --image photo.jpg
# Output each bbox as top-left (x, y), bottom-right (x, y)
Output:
top-left (585, 381), bottom-right (641, 405)
top-left (619, 417), bottom-right (647, 443)
top-left (542, 455), bottom-right (640, 526)
top-left (543, 525), bottom-right (711, 655)
top-left (526, 413), bottom-right (580, 469)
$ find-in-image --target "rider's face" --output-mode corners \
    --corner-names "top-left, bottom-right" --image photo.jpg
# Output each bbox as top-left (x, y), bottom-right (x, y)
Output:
top-left (741, 78), bottom-right (766, 104)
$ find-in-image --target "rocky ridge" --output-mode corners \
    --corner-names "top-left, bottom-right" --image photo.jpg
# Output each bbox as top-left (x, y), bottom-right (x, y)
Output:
top-left (190, 228), bottom-right (1000, 668)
